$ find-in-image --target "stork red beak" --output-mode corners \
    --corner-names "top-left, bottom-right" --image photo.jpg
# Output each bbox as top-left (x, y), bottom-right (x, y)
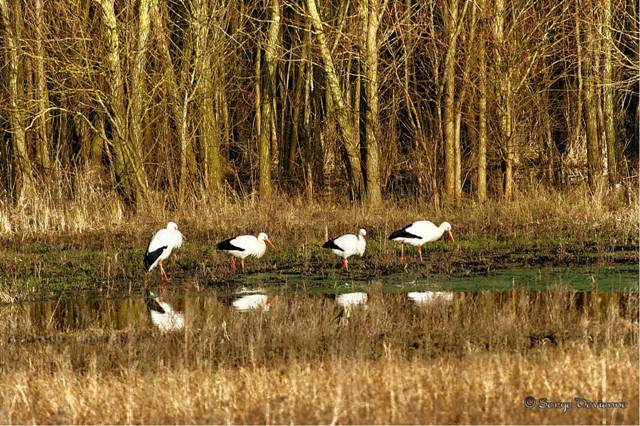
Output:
top-left (267, 239), bottom-right (275, 248)
top-left (365, 235), bottom-right (368, 241)
top-left (447, 230), bottom-right (454, 242)
top-left (181, 232), bottom-right (187, 241)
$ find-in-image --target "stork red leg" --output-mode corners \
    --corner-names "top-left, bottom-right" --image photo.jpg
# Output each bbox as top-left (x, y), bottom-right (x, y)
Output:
top-left (418, 246), bottom-right (423, 262)
top-left (159, 261), bottom-right (170, 282)
top-left (400, 244), bottom-right (404, 260)
top-left (231, 257), bottom-right (236, 272)
top-left (241, 258), bottom-right (245, 272)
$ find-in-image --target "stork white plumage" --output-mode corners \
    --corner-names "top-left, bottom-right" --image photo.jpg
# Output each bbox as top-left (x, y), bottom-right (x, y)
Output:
top-left (230, 293), bottom-right (273, 312)
top-left (333, 292), bottom-right (368, 320)
top-left (335, 292), bottom-right (368, 308)
top-left (216, 232), bottom-right (274, 272)
top-left (388, 221), bottom-right (454, 261)
top-left (407, 291), bottom-right (454, 305)
top-left (145, 291), bottom-right (185, 332)
top-left (322, 228), bottom-right (367, 270)
top-left (144, 221), bottom-right (186, 282)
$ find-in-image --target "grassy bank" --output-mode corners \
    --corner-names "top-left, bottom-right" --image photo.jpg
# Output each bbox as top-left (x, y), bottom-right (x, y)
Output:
top-left (0, 187), bottom-right (637, 298)
top-left (0, 289), bottom-right (637, 423)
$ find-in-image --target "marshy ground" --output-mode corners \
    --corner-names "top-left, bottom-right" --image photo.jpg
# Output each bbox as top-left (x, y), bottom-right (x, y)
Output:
top-left (0, 192), bottom-right (638, 423)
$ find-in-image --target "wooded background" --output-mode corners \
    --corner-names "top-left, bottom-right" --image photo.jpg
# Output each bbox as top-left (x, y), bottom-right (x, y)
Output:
top-left (0, 0), bottom-right (637, 208)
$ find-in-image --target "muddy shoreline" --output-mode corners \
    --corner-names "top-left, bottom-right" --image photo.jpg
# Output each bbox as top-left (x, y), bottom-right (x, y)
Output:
top-left (0, 233), bottom-right (636, 302)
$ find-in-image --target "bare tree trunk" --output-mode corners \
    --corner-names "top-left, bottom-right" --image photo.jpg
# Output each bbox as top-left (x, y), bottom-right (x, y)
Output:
top-left (75, 112), bottom-right (92, 166)
top-left (583, 67), bottom-right (601, 189)
top-left (428, 0), bottom-right (442, 207)
top-left (476, 0), bottom-right (488, 201)
top-left (306, 0), bottom-right (364, 197)
top-left (0, 0), bottom-right (35, 199)
top-left (581, 3), bottom-right (602, 189)
top-left (442, 0), bottom-right (459, 204)
top-left (287, 45), bottom-right (307, 177)
top-left (97, 0), bottom-right (126, 186)
top-left (574, 0), bottom-right (584, 164)
top-left (193, 0), bottom-right (222, 198)
top-left (352, 61), bottom-right (361, 164)
top-left (255, 48), bottom-right (262, 154)
top-left (453, 1), bottom-right (475, 205)
top-left (543, 93), bottom-right (556, 185)
top-left (220, 84), bottom-right (231, 159)
top-left (361, 0), bottom-right (384, 207)
top-left (321, 80), bottom-right (336, 198)
top-left (493, 0), bottom-right (513, 199)
top-left (150, 0), bottom-right (191, 198)
top-left (602, 0), bottom-right (617, 185)
top-left (302, 23), bottom-right (315, 199)
top-left (503, 101), bottom-right (513, 200)
top-left (271, 79), bottom-right (279, 173)
top-left (454, 108), bottom-right (462, 203)
top-left (595, 45), bottom-right (607, 174)
top-left (258, 0), bottom-right (280, 198)
top-left (96, 0), bottom-right (146, 202)
top-left (129, 0), bottom-right (152, 188)
top-left (201, 71), bottom-right (223, 198)
top-left (34, 0), bottom-right (51, 173)
top-left (90, 113), bottom-right (107, 168)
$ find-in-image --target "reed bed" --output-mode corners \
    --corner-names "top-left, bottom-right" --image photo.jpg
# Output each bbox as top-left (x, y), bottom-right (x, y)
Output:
top-left (1, 346), bottom-right (637, 424)
top-left (0, 184), bottom-right (637, 248)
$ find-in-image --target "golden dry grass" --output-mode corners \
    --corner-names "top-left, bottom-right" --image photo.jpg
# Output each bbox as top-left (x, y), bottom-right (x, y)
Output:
top-left (1, 345), bottom-right (637, 424)
top-left (0, 289), bottom-right (637, 424)
top-left (0, 178), bottom-right (636, 248)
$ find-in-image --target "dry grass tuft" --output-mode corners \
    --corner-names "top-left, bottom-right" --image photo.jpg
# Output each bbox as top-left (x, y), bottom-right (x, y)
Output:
top-left (0, 170), bottom-right (125, 235)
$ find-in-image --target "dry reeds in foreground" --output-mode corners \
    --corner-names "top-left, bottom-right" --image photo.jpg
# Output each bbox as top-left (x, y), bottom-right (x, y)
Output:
top-left (0, 345), bottom-right (637, 424)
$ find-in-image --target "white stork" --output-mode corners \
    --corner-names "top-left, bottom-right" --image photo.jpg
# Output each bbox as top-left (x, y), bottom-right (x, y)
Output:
top-left (335, 292), bottom-right (368, 308)
top-left (407, 291), bottom-right (454, 305)
top-left (145, 291), bottom-right (185, 332)
top-left (144, 221), bottom-right (186, 282)
top-left (230, 293), bottom-right (273, 312)
top-left (333, 292), bottom-right (368, 321)
top-left (388, 221), bottom-right (453, 261)
top-left (322, 228), bottom-right (367, 271)
top-left (216, 232), bottom-right (274, 272)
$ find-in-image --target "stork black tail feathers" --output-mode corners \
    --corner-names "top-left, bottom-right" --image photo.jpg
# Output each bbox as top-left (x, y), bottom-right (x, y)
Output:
top-left (217, 238), bottom-right (244, 251)
top-left (388, 228), bottom-right (420, 240)
top-left (322, 239), bottom-right (342, 250)
top-left (144, 246), bottom-right (167, 271)
top-left (145, 290), bottom-right (166, 314)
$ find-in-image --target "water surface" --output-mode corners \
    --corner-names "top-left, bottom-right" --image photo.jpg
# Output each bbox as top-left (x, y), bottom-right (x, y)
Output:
top-left (7, 265), bottom-right (636, 333)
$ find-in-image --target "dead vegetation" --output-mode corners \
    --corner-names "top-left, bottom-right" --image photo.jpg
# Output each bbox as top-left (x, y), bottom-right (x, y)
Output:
top-left (0, 185), bottom-right (637, 248)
